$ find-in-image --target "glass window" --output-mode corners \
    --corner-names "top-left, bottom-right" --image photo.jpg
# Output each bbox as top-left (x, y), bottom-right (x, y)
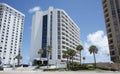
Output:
top-left (42, 15), bottom-right (48, 58)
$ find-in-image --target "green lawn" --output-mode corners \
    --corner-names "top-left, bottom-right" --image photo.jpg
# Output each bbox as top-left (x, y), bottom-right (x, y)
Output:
top-left (78, 68), bottom-right (106, 71)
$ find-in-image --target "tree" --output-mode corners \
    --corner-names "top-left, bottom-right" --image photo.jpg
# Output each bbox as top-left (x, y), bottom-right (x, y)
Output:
top-left (38, 49), bottom-right (43, 64)
top-left (63, 49), bottom-right (76, 70)
top-left (63, 50), bottom-right (69, 69)
top-left (47, 45), bottom-right (52, 67)
top-left (76, 45), bottom-right (83, 65)
top-left (15, 54), bottom-right (22, 66)
top-left (67, 49), bottom-right (76, 63)
top-left (89, 45), bottom-right (98, 68)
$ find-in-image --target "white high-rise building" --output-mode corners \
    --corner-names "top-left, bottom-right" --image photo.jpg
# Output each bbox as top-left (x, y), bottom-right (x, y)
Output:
top-left (0, 3), bottom-right (25, 66)
top-left (30, 7), bottom-right (80, 67)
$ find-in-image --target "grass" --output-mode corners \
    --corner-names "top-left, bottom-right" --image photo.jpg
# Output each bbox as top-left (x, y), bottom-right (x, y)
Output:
top-left (76, 68), bottom-right (108, 72)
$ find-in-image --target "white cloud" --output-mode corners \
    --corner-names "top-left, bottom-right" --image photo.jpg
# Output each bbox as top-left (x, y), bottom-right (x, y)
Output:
top-left (29, 6), bottom-right (41, 13)
top-left (82, 30), bottom-right (111, 63)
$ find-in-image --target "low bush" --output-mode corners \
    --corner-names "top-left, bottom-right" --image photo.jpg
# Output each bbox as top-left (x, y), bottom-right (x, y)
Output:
top-left (0, 66), bottom-right (3, 71)
top-left (43, 68), bottom-right (66, 71)
top-left (70, 65), bottom-right (87, 71)
top-left (35, 65), bottom-right (40, 69)
top-left (69, 62), bottom-right (79, 66)
top-left (15, 65), bottom-right (22, 67)
top-left (86, 64), bottom-right (95, 70)
top-left (34, 64), bottom-right (46, 69)
top-left (97, 67), bottom-right (117, 71)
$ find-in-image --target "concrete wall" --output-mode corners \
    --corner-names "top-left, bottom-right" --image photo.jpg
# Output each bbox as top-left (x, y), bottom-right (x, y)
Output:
top-left (96, 63), bottom-right (120, 70)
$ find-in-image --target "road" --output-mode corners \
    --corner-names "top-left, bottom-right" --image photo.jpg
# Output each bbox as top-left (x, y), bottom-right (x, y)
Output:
top-left (0, 71), bottom-right (120, 74)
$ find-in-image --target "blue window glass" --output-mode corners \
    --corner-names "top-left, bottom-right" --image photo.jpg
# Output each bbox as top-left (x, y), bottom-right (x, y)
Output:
top-left (42, 15), bottom-right (48, 58)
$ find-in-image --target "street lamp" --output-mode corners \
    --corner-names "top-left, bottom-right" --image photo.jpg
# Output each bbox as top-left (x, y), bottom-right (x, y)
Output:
top-left (82, 57), bottom-right (85, 64)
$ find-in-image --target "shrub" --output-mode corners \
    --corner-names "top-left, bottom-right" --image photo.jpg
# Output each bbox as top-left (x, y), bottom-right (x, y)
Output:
top-left (35, 65), bottom-right (40, 69)
top-left (87, 64), bottom-right (95, 70)
top-left (70, 65), bottom-right (87, 71)
top-left (97, 67), bottom-right (117, 71)
top-left (15, 65), bottom-right (21, 67)
top-left (0, 66), bottom-right (3, 71)
top-left (34, 64), bottom-right (46, 69)
top-left (43, 68), bottom-right (66, 71)
top-left (69, 62), bottom-right (79, 66)
top-left (35, 64), bottom-right (42, 69)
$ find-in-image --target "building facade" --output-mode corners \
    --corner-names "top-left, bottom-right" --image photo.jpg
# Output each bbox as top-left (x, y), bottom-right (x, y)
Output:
top-left (0, 3), bottom-right (25, 66)
top-left (30, 7), bottom-right (80, 66)
top-left (102, 0), bottom-right (120, 63)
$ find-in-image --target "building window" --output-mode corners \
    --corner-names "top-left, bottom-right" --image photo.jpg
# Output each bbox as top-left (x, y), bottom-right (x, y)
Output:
top-left (58, 55), bottom-right (61, 59)
top-left (0, 47), bottom-right (2, 49)
top-left (50, 11), bottom-right (52, 46)
top-left (41, 15), bottom-right (48, 58)
top-left (107, 28), bottom-right (111, 33)
top-left (111, 51), bottom-right (115, 55)
top-left (57, 11), bottom-right (60, 18)
top-left (109, 39), bottom-right (113, 44)
top-left (3, 57), bottom-right (5, 59)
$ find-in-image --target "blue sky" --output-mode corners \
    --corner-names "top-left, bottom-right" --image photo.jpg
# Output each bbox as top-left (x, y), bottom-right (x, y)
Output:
top-left (1, 0), bottom-right (110, 64)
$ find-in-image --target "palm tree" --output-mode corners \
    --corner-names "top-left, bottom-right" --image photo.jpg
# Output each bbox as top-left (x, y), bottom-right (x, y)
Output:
top-left (63, 50), bottom-right (69, 69)
top-left (76, 45), bottom-right (83, 65)
top-left (15, 54), bottom-right (22, 66)
top-left (89, 45), bottom-right (98, 68)
top-left (38, 49), bottom-right (43, 64)
top-left (67, 49), bottom-right (76, 63)
top-left (63, 49), bottom-right (76, 70)
top-left (47, 45), bottom-right (52, 67)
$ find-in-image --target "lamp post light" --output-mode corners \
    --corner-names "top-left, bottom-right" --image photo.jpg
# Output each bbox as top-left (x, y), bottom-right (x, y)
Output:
top-left (83, 57), bottom-right (85, 65)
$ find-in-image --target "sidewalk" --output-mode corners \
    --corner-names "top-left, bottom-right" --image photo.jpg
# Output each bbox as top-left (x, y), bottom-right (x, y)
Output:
top-left (0, 70), bottom-right (120, 74)
top-left (1, 67), bottom-right (120, 74)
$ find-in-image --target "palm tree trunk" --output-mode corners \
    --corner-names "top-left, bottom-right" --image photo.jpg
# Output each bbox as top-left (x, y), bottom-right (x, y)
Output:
top-left (18, 59), bottom-right (20, 66)
top-left (93, 53), bottom-right (96, 68)
top-left (40, 55), bottom-right (41, 61)
top-left (72, 56), bottom-right (73, 63)
top-left (80, 51), bottom-right (81, 65)
top-left (40, 55), bottom-right (41, 65)
top-left (47, 52), bottom-right (49, 68)
top-left (67, 57), bottom-right (68, 70)
top-left (70, 56), bottom-right (72, 63)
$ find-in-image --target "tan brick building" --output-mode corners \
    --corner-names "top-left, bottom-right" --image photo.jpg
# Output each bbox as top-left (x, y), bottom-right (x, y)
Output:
top-left (102, 0), bottom-right (120, 63)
